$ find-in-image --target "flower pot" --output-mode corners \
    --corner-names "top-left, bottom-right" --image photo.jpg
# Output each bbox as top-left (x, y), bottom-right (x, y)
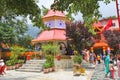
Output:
top-left (6, 66), bottom-right (10, 70)
top-left (43, 68), bottom-right (49, 73)
top-left (52, 66), bottom-right (55, 71)
top-left (49, 67), bottom-right (53, 72)
top-left (73, 64), bottom-right (81, 75)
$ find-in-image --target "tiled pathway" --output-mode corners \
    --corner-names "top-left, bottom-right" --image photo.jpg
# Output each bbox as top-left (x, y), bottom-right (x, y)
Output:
top-left (0, 68), bottom-right (93, 80)
top-left (91, 62), bottom-right (120, 80)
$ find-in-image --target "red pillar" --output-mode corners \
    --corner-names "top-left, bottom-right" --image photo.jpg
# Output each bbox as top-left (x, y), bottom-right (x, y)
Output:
top-left (116, 0), bottom-right (120, 30)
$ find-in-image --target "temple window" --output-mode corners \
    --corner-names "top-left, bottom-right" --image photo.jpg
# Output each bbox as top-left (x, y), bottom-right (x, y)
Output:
top-left (60, 23), bottom-right (62, 25)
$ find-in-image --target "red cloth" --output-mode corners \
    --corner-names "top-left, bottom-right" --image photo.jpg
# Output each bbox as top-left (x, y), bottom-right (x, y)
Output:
top-left (104, 18), bottom-right (113, 30)
top-left (103, 18), bottom-right (113, 30)
top-left (110, 70), bottom-right (114, 79)
top-left (57, 54), bottom-right (61, 61)
top-left (100, 18), bottom-right (113, 34)
top-left (0, 65), bottom-right (6, 75)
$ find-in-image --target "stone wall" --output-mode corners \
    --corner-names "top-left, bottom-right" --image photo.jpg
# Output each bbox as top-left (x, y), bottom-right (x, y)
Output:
top-left (54, 57), bottom-right (74, 70)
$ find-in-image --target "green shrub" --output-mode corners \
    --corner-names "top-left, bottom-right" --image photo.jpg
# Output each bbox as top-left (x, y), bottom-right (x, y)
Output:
top-left (43, 61), bottom-right (50, 69)
top-left (73, 54), bottom-right (82, 64)
top-left (11, 46), bottom-right (27, 56)
top-left (46, 55), bottom-right (54, 67)
top-left (42, 43), bottom-right (59, 68)
top-left (6, 46), bottom-right (27, 66)
top-left (42, 43), bottom-right (59, 55)
top-left (6, 60), bottom-right (12, 66)
top-left (18, 60), bottom-right (24, 64)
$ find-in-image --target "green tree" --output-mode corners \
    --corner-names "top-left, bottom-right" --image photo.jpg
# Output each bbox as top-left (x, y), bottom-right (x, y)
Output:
top-left (103, 30), bottom-right (120, 54)
top-left (0, 17), bottom-right (28, 45)
top-left (0, 0), bottom-right (41, 27)
top-left (51, 0), bottom-right (115, 29)
top-left (66, 22), bottom-right (94, 54)
top-left (17, 35), bottom-right (34, 50)
top-left (0, 3), bottom-right (52, 49)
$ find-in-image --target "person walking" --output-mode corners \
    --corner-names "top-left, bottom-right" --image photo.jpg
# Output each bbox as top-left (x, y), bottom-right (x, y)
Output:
top-left (97, 55), bottom-right (101, 64)
top-left (93, 53), bottom-right (96, 64)
top-left (105, 54), bottom-right (110, 77)
top-left (109, 61), bottom-right (115, 79)
top-left (117, 57), bottom-right (120, 78)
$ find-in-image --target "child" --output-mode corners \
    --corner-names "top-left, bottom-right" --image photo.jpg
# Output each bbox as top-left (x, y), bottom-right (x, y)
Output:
top-left (109, 61), bottom-right (114, 79)
top-left (97, 55), bottom-right (101, 64)
top-left (0, 59), bottom-right (6, 75)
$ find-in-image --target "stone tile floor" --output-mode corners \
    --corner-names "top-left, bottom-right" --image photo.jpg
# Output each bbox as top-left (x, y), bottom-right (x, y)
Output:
top-left (0, 68), bottom-right (94, 80)
top-left (2, 61), bottom-right (118, 80)
top-left (91, 62), bottom-right (120, 80)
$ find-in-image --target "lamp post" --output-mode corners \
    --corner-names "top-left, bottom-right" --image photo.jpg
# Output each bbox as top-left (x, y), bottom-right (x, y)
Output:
top-left (116, 0), bottom-right (120, 30)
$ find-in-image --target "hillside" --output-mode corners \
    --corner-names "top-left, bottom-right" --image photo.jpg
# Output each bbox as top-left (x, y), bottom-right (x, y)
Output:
top-left (26, 24), bottom-right (40, 39)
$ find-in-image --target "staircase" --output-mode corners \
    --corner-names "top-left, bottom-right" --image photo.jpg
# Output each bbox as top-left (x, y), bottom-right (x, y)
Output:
top-left (16, 60), bottom-right (46, 72)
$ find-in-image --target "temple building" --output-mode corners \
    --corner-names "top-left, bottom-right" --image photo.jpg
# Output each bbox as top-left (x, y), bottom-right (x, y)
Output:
top-left (92, 17), bottom-right (119, 54)
top-left (32, 10), bottom-right (67, 55)
top-left (32, 10), bottom-right (73, 69)
top-left (32, 10), bottom-right (67, 54)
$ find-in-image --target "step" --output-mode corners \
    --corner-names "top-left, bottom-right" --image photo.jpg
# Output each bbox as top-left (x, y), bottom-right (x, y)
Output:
top-left (16, 68), bottom-right (42, 72)
top-left (26, 60), bottom-right (46, 63)
top-left (16, 60), bottom-right (45, 72)
top-left (20, 67), bottom-right (43, 69)
top-left (22, 64), bottom-right (43, 67)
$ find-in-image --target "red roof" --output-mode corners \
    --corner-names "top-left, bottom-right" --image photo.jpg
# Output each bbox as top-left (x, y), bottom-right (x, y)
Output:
top-left (32, 29), bottom-right (66, 42)
top-left (43, 10), bottom-right (66, 18)
top-left (93, 42), bottom-right (108, 48)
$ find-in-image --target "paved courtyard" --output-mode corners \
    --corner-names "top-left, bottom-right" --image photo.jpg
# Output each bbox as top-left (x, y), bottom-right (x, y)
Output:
top-left (0, 68), bottom-right (94, 80)
top-left (91, 62), bottom-right (120, 80)
top-left (2, 61), bottom-right (120, 80)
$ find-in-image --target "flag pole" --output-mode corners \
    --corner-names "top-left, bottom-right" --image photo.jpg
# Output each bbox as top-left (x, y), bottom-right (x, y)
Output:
top-left (116, 0), bottom-right (120, 31)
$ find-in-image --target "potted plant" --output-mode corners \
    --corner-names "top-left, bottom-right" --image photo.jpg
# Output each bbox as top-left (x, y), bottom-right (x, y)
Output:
top-left (43, 61), bottom-right (50, 73)
top-left (46, 55), bottom-right (54, 72)
top-left (73, 54), bottom-right (82, 64)
top-left (42, 43), bottom-right (60, 56)
top-left (42, 43), bottom-right (60, 72)
top-left (73, 54), bottom-right (83, 75)
top-left (6, 46), bottom-right (27, 70)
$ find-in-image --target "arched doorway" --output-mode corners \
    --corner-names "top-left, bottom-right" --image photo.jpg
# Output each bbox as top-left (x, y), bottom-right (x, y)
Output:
top-left (58, 42), bottom-right (67, 55)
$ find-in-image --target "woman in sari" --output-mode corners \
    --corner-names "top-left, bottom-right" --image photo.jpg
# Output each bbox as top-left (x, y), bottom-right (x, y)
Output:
top-left (105, 54), bottom-right (110, 77)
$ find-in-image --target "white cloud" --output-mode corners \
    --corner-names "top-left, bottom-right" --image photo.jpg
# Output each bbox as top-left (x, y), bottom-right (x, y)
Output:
top-left (99, 1), bottom-right (117, 18)
top-left (36, 0), bottom-right (54, 9)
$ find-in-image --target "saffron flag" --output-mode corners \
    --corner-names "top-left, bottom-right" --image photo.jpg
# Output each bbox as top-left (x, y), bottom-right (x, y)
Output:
top-left (100, 18), bottom-right (113, 34)
top-left (103, 18), bottom-right (113, 31)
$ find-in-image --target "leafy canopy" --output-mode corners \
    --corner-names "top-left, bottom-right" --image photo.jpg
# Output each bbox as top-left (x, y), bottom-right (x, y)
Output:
top-left (0, 0), bottom-right (44, 28)
top-left (66, 22), bottom-right (94, 54)
top-left (51, 0), bottom-right (115, 29)
top-left (103, 30), bottom-right (120, 53)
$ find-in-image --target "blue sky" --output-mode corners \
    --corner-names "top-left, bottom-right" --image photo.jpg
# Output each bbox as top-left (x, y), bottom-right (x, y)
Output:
top-left (36, 0), bottom-right (118, 21)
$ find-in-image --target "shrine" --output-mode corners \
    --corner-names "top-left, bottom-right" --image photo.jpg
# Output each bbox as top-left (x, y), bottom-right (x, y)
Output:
top-left (32, 10), bottom-right (73, 69)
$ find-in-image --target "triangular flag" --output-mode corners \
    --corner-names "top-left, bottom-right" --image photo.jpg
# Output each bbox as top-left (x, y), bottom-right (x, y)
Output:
top-left (103, 18), bottom-right (113, 31)
top-left (100, 18), bottom-right (113, 34)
